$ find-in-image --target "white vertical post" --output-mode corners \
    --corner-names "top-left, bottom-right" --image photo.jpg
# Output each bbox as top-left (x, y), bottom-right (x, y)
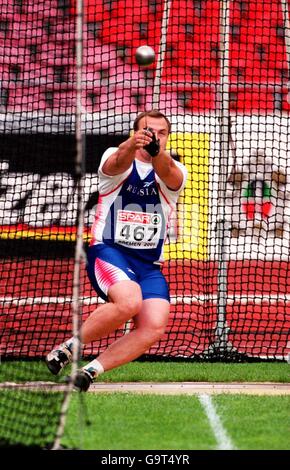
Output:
top-left (72, 0), bottom-right (85, 381)
top-left (280, 0), bottom-right (290, 63)
top-left (280, 0), bottom-right (290, 101)
top-left (152, 0), bottom-right (173, 108)
top-left (52, 0), bottom-right (85, 450)
top-left (214, 0), bottom-right (232, 352)
top-left (278, 0), bottom-right (290, 363)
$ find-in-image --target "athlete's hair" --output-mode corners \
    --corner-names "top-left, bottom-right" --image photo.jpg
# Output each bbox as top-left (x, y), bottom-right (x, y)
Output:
top-left (133, 110), bottom-right (171, 134)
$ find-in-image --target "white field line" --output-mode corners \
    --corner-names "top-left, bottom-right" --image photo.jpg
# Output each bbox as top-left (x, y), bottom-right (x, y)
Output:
top-left (1, 293), bottom-right (290, 306)
top-left (198, 394), bottom-right (236, 450)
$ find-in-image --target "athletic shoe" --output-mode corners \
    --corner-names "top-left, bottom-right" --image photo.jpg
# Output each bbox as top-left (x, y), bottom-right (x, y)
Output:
top-left (45, 345), bottom-right (72, 375)
top-left (72, 369), bottom-right (94, 392)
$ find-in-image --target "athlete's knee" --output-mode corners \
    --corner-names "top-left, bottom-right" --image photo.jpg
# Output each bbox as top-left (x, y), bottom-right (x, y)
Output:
top-left (116, 297), bottom-right (143, 322)
top-left (151, 325), bottom-right (167, 342)
top-left (141, 324), bottom-right (167, 345)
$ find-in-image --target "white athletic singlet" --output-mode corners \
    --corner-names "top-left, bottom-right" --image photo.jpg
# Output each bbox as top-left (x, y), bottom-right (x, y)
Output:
top-left (90, 147), bottom-right (187, 264)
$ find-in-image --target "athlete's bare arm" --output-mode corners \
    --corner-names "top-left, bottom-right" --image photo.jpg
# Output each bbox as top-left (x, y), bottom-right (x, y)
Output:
top-left (152, 151), bottom-right (184, 191)
top-left (102, 130), bottom-right (153, 176)
top-left (138, 116), bottom-right (184, 191)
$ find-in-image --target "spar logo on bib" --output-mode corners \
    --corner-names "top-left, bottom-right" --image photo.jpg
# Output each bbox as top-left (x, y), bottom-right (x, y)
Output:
top-left (118, 211), bottom-right (161, 225)
top-left (118, 211), bottom-right (151, 224)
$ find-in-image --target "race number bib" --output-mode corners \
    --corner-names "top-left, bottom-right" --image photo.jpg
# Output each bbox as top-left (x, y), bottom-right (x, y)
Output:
top-left (115, 210), bottom-right (162, 249)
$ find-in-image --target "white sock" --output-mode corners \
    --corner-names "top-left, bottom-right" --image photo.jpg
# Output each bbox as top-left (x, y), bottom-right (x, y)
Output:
top-left (63, 337), bottom-right (81, 353)
top-left (83, 359), bottom-right (104, 378)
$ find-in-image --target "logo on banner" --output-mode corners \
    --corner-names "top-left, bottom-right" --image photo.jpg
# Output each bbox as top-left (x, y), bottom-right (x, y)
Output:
top-left (241, 180), bottom-right (273, 220)
top-left (227, 151), bottom-right (288, 239)
top-left (0, 161), bottom-right (99, 241)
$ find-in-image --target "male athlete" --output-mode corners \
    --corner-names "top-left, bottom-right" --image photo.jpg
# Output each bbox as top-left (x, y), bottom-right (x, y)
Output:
top-left (45, 110), bottom-right (187, 391)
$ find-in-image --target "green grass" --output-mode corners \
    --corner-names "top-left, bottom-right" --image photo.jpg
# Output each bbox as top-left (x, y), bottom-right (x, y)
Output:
top-left (89, 361), bottom-right (290, 383)
top-left (1, 361), bottom-right (289, 450)
top-left (214, 395), bottom-right (290, 450)
top-left (62, 394), bottom-right (216, 450)
top-left (62, 393), bottom-right (290, 450)
top-left (1, 360), bottom-right (289, 383)
top-left (0, 390), bottom-right (65, 448)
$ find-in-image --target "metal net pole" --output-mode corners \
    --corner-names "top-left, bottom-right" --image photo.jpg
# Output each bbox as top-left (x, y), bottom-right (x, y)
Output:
top-left (52, 0), bottom-right (85, 450)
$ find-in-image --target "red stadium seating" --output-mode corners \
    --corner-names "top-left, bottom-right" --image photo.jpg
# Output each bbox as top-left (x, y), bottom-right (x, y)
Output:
top-left (0, 44), bottom-right (30, 66)
top-left (24, 3), bottom-right (59, 17)
top-left (0, 64), bottom-right (12, 85)
top-left (282, 95), bottom-right (290, 111)
top-left (7, 85), bottom-right (50, 112)
top-left (51, 90), bottom-right (76, 112)
top-left (229, 87), bottom-right (275, 113)
top-left (158, 91), bottom-right (181, 114)
top-left (1, 0), bottom-right (290, 113)
top-left (181, 86), bottom-right (216, 112)
top-left (84, 41), bottom-right (120, 67)
top-left (106, 87), bottom-right (140, 113)
top-left (21, 63), bottom-right (57, 87)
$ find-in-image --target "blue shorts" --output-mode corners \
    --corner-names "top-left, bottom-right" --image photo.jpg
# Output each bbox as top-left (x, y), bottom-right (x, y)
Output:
top-left (86, 243), bottom-right (170, 302)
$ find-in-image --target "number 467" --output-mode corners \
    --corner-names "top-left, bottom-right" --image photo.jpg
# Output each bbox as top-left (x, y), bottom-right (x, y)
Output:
top-left (120, 225), bottom-right (158, 241)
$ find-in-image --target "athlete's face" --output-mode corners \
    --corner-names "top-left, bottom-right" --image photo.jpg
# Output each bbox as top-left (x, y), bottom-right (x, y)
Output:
top-left (137, 116), bottom-right (169, 152)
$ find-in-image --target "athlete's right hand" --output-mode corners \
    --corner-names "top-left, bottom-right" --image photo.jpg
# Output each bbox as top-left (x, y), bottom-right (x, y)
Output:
top-left (132, 128), bottom-right (153, 149)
